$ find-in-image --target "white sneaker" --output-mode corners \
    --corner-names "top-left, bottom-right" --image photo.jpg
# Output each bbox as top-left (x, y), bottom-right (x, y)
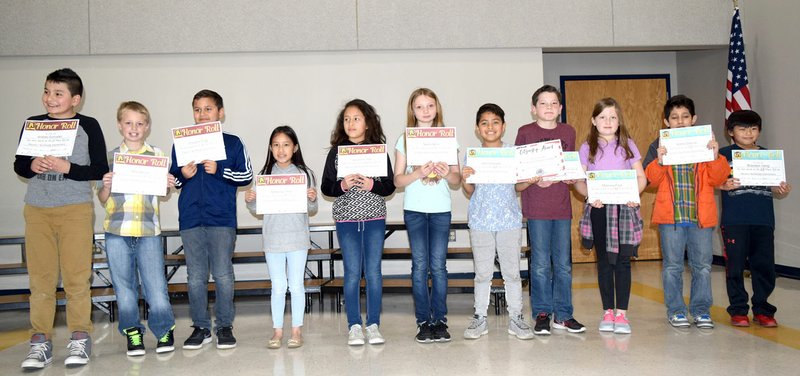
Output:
top-left (364, 324), bottom-right (385, 345)
top-left (347, 324), bottom-right (365, 346)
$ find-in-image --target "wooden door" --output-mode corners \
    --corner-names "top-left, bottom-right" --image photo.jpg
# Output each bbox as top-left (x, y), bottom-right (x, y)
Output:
top-left (562, 76), bottom-right (668, 262)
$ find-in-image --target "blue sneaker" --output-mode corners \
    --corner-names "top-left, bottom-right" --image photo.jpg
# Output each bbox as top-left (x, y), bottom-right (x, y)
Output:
top-left (694, 314), bottom-right (715, 329)
top-left (668, 313), bottom-right (691, 328)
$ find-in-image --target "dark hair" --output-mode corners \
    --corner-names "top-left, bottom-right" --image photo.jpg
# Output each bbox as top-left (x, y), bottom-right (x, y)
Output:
top-left (586, 97), bottom-right (635, 164)
top-left (330, 99), bottom-right (386, 146)
top-left (475, 103), bottom-right (505, 125)
top-left (663, 94), bottom-right (695, 119)
top-left (531, 84), bottom-right (562, 104)
top-left (726, 110), bottom-right (762, 131)
top-left (406, 88), bottom-right (444, 127)
top-left (259, 125), bottom-right (315, 184)
top-left (193, 89), bottom-right (224, 109)
top-left (46, 68), bottom-right (83, 97)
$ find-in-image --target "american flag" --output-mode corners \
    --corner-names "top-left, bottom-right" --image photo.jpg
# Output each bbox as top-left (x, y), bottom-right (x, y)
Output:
top-left (726, 8), bottom-right (751, 119)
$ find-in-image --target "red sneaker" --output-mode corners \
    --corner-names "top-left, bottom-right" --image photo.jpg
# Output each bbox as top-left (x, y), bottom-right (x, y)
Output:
top-left (753, 314), bottom-right (778, 328)
top-left (730, 315), bottom-right (750, 327)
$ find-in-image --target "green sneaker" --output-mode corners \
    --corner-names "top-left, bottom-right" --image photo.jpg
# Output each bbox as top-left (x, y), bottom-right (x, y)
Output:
top-left (124, 327), bottom-right (145, 356)
top-left (156, 326), bottom-right (176, 353)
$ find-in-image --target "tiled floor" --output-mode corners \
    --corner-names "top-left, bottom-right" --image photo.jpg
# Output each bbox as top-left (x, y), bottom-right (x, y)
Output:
top-left (1, 261), bottom-right (798, 375)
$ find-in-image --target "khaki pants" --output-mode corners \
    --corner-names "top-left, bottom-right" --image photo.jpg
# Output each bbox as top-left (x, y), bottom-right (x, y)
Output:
top-left (24, 203), bottom-right (94, 335)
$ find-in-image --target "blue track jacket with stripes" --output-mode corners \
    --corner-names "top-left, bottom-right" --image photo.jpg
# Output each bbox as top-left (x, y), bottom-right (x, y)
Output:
top-left (169, 132), bottom-right (253, 230)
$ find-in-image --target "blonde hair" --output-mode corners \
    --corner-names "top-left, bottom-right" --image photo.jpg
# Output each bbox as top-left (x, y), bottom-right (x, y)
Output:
top-left (406, 88), bottom-right (444, 127)
top-left (116, 101), bottom-right (151, 125)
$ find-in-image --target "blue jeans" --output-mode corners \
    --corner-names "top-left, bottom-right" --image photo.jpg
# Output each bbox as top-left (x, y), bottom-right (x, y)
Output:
top-left (266, 250), bottom-right (308, 328)
top-left (105, 233), bottom-right (175, 338)
top-left (405, 210), bottom-right (450, 324)
top-left (528, 219), bottom-right (574, 321)
top-left (336, 219), bottom-right (385, 327)
top-left (180, 226), bottom-right (236, 329)
top-left (659, 225), bottom-right (714, 317)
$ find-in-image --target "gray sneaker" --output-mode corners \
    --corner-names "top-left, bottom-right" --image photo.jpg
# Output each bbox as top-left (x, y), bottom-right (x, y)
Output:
top-left (613, 313), bottom-right (631, 334)
top-left (463, 315), bottom-right (488, 339)
top-left (599, 309), bottom-right (615, 332)
top-left (694, 314), bottom-right (715, 329)
top-left (21, 334), bottom-right (52, 370)
top-left (64, 332), bottom-right (91, 366)
top-left (508, 314), bottom-right (534, 340)
top-left (668, 313), bottom-right (691, 328)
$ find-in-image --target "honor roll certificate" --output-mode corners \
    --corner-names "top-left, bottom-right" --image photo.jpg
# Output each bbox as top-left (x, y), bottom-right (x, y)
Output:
top-left (171, 121), bottom-right (227, 166)
top-left (255, 174), bottom-right (307, 214)
top-left (516, 139), bottom-right (565, 181)
top-left (465, 147), bottom-right (517, 184)
top-left (404, 127), bottom-right (458, 165)
top-left (660, 124), bottom-right (714, 165)
top-left (337, 144), bottom-right (388, 178)
top-left (111, 153), bottom-right (169, 196)
top-left (586, 170), bottom-right (640, 205)
top-left (16, 119), bottom-right (79, 157)
top-left (732, 149), bottom-right (786, 186)
top-left (545, 152), bottom-right (586, 182)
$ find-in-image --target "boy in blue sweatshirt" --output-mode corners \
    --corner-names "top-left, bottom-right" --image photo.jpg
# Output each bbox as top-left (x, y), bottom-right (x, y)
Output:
top-left (169, 89), bottom-right (253, 350)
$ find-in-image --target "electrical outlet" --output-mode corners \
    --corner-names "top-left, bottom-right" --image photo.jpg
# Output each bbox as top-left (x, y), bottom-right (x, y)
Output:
top-left (449, 230), bottom-right (456, 242)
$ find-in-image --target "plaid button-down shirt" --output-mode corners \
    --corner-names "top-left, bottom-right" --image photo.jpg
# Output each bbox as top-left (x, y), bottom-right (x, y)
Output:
top-left (101, 142), bottom-right (164, 237)
top-left (672, 164), bottom-right (697, 225)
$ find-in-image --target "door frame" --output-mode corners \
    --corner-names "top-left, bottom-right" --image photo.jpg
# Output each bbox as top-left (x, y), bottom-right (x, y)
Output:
top-left (559, 74), bottom-right (672, 123)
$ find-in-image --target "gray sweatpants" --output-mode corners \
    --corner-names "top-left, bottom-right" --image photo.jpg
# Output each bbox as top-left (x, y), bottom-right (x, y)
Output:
top-left (469, 229), bottom-right (523, 317)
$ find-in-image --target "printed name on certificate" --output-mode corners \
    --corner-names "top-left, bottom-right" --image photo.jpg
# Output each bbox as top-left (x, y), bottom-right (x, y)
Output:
top-left (16, 119), bottom-right (80, 157)
top-left (171, 121), bottom-right (227, 166)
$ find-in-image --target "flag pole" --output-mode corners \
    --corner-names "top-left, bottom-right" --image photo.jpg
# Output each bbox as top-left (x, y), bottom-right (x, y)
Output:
top-left (733, 0), bottom-right (739, 10)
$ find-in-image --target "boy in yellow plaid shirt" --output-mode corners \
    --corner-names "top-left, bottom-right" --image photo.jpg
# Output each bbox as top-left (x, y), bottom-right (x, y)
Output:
top-left (97, 101), bottom-right (177, 356)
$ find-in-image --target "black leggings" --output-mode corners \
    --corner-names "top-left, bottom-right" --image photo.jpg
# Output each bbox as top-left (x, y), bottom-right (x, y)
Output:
top-left (591, 206), bottom-right (631, 310)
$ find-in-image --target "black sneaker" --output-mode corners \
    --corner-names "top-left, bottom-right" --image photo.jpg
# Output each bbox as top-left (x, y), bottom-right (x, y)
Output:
top-left (534, 313), bottom-right (551, 335)
top-left (553, 318), bottom-right (587, 333)
top-left (156, 326), bottom-right (176, 353)
top-left (216, 327), bottom-right (237, 349)
top-left (123, 327), bottom-right (145, 356)
top-left (431, 321), bottom-right (451, 342)
top-left (182, 326), bottom-right (211, 350)
top-left (415, 322), bottom-right (434, 343)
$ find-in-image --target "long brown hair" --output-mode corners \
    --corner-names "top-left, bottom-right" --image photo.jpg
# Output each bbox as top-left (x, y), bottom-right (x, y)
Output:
top-left (330, 99), bottom-right (386, 146)
top-left (586, 97), bottom-right (635, 164)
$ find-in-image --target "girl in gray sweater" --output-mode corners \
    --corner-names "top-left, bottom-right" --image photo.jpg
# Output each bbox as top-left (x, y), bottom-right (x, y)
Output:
top-left (246, 126), bottom-right (317, 349)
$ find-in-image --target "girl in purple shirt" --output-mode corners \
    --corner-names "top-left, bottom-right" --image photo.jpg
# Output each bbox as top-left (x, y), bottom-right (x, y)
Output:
top-left (574, 98), bottom-right (646, 334)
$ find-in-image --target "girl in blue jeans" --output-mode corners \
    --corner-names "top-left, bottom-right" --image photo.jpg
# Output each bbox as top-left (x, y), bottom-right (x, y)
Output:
top-left (321, 99), bottom-right (396, 346)
top-left (98, 101), bottom-right (176, 356)
top-left (245, 126), bottom-right (317, 349)
top-left (393, 88), bottom-right (461, 343)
